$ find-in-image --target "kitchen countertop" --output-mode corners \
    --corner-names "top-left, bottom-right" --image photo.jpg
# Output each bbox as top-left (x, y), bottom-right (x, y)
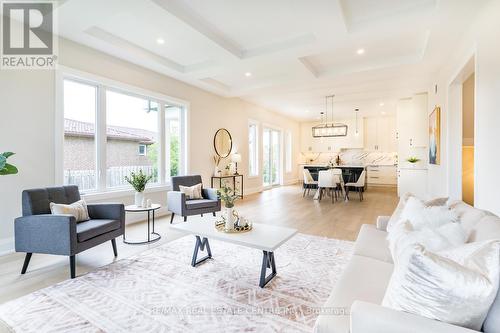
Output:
top-left (300, 164), bottom-right (396, 168)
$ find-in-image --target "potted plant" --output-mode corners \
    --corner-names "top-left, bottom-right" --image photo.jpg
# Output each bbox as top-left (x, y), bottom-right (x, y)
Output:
top-left (125, 170), bottom-right (153, 207)
top-left (0, 152), bottom-right (18, 175)
top-left (218, 185), bottom-right (240, 231)
top-left (406, 156), bottom-right (420, 166)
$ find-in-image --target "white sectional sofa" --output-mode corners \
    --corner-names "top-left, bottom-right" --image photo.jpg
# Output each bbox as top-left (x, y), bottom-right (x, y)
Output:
top-left (314, 200), bottom-right (500, 333)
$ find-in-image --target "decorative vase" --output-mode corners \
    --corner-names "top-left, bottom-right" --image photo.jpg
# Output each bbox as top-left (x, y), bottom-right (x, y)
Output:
top-left (214, 165), bottom-right (220, 176)
top-left (224, 207), bottom-right (235, 231)
top-left (135, 191), bottom-right (145, 207)
top-left (229, 163), bottom-right (236, 175)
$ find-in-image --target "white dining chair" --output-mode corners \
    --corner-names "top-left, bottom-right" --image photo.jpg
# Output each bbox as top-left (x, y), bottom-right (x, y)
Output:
top-left (318, 170), bottom-right (336, 203)
top-left (331, 168), bottom-right (345, 200)
top-left (345, 170), bottom-right (366, 201)
top-left (302, 169), bottom-right (318, 197)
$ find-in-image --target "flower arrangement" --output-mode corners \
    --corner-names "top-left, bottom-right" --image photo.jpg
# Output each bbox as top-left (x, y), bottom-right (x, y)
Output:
top-left (0, 152), bottom-right (18, 175)
top-left (125, 170), bottom-right (153, 192)
top-left (213, 155), bottom-right (221, 167)
top-left (213, 155), bottom-right (222, 176)
top-left (218, 185), bottom-right (239, 208)
top-left (406, 156), bottom-right (420, 164)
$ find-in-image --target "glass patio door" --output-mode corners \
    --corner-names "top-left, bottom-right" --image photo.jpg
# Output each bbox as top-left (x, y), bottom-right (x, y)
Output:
top-left (263, 128), bottom-right (281, 188)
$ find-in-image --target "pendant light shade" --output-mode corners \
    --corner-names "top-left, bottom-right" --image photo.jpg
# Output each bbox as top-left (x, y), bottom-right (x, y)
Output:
top-left (312, 95), bottom-right (348, 137)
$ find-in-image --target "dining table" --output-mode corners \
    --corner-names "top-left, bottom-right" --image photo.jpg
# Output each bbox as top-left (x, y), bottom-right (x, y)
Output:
top-left (313, 169), bottom-right (348, 202)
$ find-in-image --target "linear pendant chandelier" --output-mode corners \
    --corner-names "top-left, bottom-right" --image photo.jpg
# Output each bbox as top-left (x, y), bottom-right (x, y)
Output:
top-left (312, 94), bottom-right (348, 137)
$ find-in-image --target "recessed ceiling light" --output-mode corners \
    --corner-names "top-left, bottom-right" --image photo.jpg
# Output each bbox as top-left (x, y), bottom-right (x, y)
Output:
top-left (156, 38), bottom-right (165, 45)
top-left (379, 102), bottom-right (385, 106)
top-left (245, 72), bottom-right (252, 77)
top-left (356, 48), bottom-right (365, 55)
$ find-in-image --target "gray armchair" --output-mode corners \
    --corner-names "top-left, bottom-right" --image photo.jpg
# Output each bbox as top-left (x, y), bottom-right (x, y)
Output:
top-left (15, 186), bottom-right (125, 279)
top-left (168, 175), bottom-right (221, 223)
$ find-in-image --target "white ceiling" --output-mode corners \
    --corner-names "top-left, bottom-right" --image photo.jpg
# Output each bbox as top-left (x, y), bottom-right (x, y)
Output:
top-left (55, 0), bottom-right (488, 120)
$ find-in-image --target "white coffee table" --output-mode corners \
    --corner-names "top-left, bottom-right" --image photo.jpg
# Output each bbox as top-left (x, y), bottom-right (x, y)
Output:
top-left (170, 220), bottom-right (298, 288)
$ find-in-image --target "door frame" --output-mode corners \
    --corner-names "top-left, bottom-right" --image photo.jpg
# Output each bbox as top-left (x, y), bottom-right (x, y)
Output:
top-left (447, 54), bottom-right (476, 201)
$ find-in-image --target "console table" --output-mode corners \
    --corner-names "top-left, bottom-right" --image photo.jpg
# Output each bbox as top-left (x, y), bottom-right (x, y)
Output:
top-left (211, 174), bottom-right (244, 199)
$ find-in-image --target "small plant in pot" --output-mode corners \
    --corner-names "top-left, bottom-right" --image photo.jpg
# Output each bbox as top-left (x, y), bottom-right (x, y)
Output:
top-left (125, 170), bottom-right (153, 207)
top-left (406, 156), bottom-right (420, 164)
top-left (218, 185), bottom-right (240, 231)
top-left (0, 152), bottom-right (18, 176)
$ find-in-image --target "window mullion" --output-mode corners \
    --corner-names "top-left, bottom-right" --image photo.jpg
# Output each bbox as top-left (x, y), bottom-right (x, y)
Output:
top-left (96, 85), bottom-right (107, 191)
top-left (180, 107), bottom-right (187, 175)
top-left (158, 102), bottom-right (166, 184)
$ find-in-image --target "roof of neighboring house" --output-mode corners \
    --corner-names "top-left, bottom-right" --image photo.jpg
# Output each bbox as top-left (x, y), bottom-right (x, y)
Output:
top-left (64, 118), bottom-right (156, 144)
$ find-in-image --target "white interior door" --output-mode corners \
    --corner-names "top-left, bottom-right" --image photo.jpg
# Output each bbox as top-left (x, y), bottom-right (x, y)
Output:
top-left (263, 128), bottom-right (281, 188)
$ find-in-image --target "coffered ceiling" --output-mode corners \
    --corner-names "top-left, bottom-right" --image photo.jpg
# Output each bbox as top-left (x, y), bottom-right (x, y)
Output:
top-left (55, 0), bottom-right (488, 120)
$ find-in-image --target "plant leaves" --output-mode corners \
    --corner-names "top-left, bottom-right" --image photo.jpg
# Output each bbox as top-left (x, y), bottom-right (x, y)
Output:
top-left (0, 155), bottom-right (5, 170)
top-left (1, 152), bottom-right (14, 158)
top-left (0, 163), bottom-right (18, 175)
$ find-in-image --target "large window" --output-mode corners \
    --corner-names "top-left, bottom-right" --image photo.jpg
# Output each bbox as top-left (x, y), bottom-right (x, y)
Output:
top-left (166, 105), bottom-right (182, 177)
top-left (61, 75), bottom-right (186, 193)
top-left (248, 122), bottom-right (258, 176)
top-left (106, 91), bottom-right (159, 188)
top-left (63, 80), bottom-right (97, 192)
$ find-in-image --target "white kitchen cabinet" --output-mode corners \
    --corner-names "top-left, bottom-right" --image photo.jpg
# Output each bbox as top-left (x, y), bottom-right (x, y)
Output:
top-left (398, 168), bottom-right (428, 197)
top-left (397, 93), bottom-right (428, 150)
top-left (363, 116), bottom-right (397, 152)
top-left (364, 117), bottom-right (378, 151)
top-left (367, 165), bottom-right (397, 186)
top-left (409, 93), bottom-right (428, 148)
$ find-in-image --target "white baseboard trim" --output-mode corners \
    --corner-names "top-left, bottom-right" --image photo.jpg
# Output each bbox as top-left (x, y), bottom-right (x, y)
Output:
top-left (284, 179), bottom-right (299, 185)
top-left (245, 187), bottom-right (263, 196)
top-left (0, 237), bottom-right (15, 256)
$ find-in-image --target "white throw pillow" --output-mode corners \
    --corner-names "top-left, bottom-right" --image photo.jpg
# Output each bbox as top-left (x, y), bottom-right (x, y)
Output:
top-left (387, 220), bottom-right (468, 262)
top-left (398, 196), bottom-right (457, 231)
top-left (382, 240), bottom-right (500, 331)
top-left (50, 199), bottom-right (90, 223)
top-left (387, 194), bottom-right (449, 232)
top-left (179, 183), bottom-right (203, 200)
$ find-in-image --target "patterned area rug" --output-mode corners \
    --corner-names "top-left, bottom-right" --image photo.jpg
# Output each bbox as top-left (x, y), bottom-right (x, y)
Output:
top-left (0, 233), bottom-right (353, 332)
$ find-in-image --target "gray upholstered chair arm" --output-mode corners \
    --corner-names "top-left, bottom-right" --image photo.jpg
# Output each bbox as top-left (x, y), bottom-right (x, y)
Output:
top-left (87, 203), bottom-right (125, 227)
top-left (15, 214), bottom-right (77, 255)
top-left (203, 188), bottom-right (219, 201)
top-left (167, 191), bottom-right (186, 215)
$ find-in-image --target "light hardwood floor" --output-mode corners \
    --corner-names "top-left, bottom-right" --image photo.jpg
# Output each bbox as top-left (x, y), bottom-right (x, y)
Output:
top-left (0, 185), bottom-right (398, 303)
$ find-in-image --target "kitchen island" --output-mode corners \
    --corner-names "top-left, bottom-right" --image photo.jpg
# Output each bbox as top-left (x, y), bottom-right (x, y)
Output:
top-left (301, 164), bottom-right (366, 186)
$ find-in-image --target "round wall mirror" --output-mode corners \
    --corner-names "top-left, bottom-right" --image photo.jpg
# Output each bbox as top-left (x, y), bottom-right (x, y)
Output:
top-left (213, 128), bottom-right (233, 158)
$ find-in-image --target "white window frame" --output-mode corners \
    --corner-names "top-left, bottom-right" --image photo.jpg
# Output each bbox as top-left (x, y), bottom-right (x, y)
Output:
top-left (55, 66), bottom-right (189, 198)
top-left (285, 130), bottom-right (292, 173)
top-left (248, 120), bottom-right (259, 177)
top-left (138, 144), bottom-right (147, 156)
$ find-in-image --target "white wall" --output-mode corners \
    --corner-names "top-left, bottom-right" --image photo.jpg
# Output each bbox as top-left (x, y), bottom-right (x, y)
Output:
top-left (0, 71), bottom-right (55, 253)
top-left (427, 0), bottom-right (500, 215)
top-left (0, 38), bottom-right (300, 253)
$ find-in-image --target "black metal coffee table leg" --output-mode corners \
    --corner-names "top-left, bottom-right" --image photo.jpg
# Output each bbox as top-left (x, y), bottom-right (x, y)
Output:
top-left (191, 236), bottom-right (212, 267)
top-left (259, 250), bottom-right (277, 288)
